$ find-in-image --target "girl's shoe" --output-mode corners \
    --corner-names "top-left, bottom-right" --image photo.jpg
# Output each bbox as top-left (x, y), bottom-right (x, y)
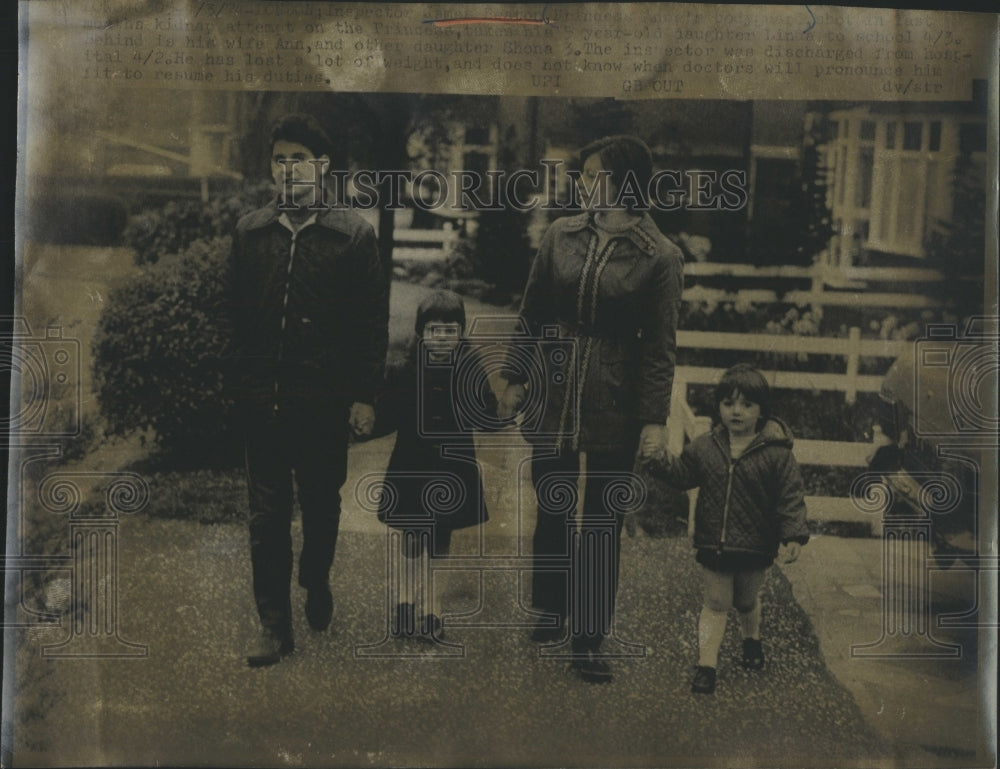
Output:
top-left (691, 665), bottom-right (716, 694)
top-left (741, 638), bottom-right (765, 670)
top-left (391, 602), bottom-right (416, 638)
top-left (570, 650), bottom-right (613, 684)
top-left (419, 614), bottom-right (444, 642)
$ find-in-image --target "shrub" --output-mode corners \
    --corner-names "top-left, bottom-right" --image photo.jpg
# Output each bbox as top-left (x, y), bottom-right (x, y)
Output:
top-left (122, 181), bottom-right (272, 265)
top-left (925, 150), bottom-right (986, 313)
top-left (27, 191), bottom-right (128, 246)
top-left (93, 237), bottom-right (239, 464)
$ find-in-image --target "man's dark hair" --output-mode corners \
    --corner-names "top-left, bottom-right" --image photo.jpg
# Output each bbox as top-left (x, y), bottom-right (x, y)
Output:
top-left (269, 113), bottom-right (334, 160)
top-left (578, 134), bottom-right (654, 211)
top-left (414, 290), bottom-right (467, 335)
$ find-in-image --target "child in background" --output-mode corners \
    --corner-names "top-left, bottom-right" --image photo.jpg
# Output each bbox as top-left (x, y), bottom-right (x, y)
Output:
top-left (642, 364), bottom-right (809, 694)
top-left (375, 291), bottom-right (500, 641)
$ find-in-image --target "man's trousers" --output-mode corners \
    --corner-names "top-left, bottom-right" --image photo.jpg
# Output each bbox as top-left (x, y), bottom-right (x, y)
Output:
top-left (243, 402), bottom-right (349, 636)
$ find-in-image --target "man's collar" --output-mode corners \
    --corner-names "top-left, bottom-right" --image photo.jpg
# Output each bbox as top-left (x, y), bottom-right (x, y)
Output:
top-left (278, 210), bottom-right (318, 233)
top-left (242, 197), bottom-right (358, 235)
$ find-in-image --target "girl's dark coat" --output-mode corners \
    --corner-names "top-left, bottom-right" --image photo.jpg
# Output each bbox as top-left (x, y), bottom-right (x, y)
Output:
top-left (375, 345), bottom-right (499, 531)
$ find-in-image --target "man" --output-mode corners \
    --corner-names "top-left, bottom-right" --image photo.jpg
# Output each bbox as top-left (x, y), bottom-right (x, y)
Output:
top-left (226, 114), bottom-right (387, 667)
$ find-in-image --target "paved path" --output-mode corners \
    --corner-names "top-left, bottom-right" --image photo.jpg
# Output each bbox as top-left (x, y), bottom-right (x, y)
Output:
top-left (783, 536), bottom-right (991, 765)
top-left (7, 430), bottom-right (994, 767)
top-left (14, 516), bottom-right (891, 768)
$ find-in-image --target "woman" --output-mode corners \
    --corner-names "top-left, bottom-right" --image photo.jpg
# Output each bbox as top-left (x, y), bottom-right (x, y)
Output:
top-left (498, 135), bottom-right (684, 683)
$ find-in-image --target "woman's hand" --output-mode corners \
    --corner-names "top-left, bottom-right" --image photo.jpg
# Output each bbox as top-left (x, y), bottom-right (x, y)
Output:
top-left (779, 541), bottom-right (802, 564)
top-left (497, 382), bottom-right (527, 421)
top-left (637, 423), bottom-right (666, 460)
top-left (349, 402), bottom-right (376, 438)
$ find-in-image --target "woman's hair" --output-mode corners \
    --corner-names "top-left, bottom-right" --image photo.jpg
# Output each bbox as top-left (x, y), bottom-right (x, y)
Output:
top-left (578, 134), bottom-right (654, 211)
top-left (713, 364), bottom-right (772, 423)
top-left (269, 113), bottom-right (334, 160)
top-left (414, 290), bottom-right (467, 336)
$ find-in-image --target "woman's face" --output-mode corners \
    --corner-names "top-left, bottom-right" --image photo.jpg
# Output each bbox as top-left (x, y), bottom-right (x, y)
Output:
top-left (579, 153), bottom-right (619, 211)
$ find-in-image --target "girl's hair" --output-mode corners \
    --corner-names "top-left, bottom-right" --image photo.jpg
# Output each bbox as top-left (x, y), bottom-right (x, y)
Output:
top-left (714, 364), bottom-right (771, 423)
top-left (269, 113), bottom-right (334, 161)
top-left (414, 290), bottom-right (467, 336)
top-left (578, 134), bottom-right (654, 211)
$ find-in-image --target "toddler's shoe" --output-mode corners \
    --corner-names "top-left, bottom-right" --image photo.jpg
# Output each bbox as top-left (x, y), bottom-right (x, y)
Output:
top-left (741, 638), bottom-right (765, 670)
top-left (691, 665), bottom-right (716, 694)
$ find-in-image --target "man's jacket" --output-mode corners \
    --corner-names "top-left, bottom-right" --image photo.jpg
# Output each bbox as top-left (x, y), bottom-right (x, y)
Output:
top-left (225, 202), bottom-right (387, 411)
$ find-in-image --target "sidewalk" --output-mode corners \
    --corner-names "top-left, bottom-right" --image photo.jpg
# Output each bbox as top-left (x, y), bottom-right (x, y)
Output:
top-left (8, 425), bottom-right (992, 768)
top-left (783, 535), bottom-right (992, 764)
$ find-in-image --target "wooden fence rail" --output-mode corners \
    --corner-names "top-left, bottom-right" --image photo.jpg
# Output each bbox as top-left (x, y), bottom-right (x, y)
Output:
top-left (676, 328), bottom-right (910, 403)
top-left (389, 231), bottom-right (951, 311)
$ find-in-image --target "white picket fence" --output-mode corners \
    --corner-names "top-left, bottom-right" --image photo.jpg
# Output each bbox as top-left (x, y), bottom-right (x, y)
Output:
top-left (681, 261), bottom-right (948, 309)
top-left (389, 233), bottom-right (950, 311)
top-left (675, 328), bottom-right (909, 404)
top-left (391, 227), bottom-right (460, 262)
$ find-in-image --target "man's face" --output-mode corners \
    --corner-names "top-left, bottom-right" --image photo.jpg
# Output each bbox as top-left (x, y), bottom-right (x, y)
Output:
top-left (270, 139), bottom-right (328, 209)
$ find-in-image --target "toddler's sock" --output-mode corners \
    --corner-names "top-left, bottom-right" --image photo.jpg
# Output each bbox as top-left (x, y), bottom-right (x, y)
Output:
top-left (738, 597), bottom-right (761, 640)
top-left (697, 606), bottom-right (728, 668)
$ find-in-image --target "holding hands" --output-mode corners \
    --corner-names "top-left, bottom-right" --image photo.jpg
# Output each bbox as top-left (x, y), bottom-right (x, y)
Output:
top-left (497, 382), bottom-right (527, 422)
top-left (638, 423), bottom-right (668, 462)
top-left (779, 541), bottom-right (802, 564)
top-left (349, 401), bottom-right (376, 438)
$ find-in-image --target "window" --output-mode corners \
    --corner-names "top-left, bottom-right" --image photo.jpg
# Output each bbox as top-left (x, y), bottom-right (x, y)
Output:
top-left (825, 110), bottom-right (974, 261)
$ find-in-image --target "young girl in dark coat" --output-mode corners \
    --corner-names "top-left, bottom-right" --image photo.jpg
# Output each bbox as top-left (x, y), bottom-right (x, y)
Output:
top-left (375, 291), bottom-right (500, 641)
top-left (642, 364), bottom-right (809, 694)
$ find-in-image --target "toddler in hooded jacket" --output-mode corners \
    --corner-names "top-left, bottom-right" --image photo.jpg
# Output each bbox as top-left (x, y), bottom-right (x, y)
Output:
top-left (642, 364), bottom-right (809, 694)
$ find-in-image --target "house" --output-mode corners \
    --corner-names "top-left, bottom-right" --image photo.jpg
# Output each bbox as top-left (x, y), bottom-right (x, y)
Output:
top-left (821, 97), bottom-right (988, 271)
top-left (33, 89), bottom-right (987, 282)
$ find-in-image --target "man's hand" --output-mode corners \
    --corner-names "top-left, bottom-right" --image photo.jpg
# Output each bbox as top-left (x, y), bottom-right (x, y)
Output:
top-left (779, 541), bottom-right (802, 564)
top-left (349, 402), bottom-right (375, 438)
top-left (497, 382), bottom-right (527, 421)
top-left (637, 423), bottom-right (667, 460)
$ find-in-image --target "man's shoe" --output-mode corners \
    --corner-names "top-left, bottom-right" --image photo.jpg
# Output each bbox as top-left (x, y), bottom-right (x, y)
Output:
top-left (305, 584), bottom-right (333, 631)
top-left (571, 650), bottom-right (613, 684)
top-left (691, 665), bottom-right (717, 694)
top-left (529, 616), bottom-right (565, 643)
top-left (391, 602), bottom-right (416, 638)
top-left (247, 628), bottom-right (294, 668)
top-left (741, 638), bottom-right (765, 670)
